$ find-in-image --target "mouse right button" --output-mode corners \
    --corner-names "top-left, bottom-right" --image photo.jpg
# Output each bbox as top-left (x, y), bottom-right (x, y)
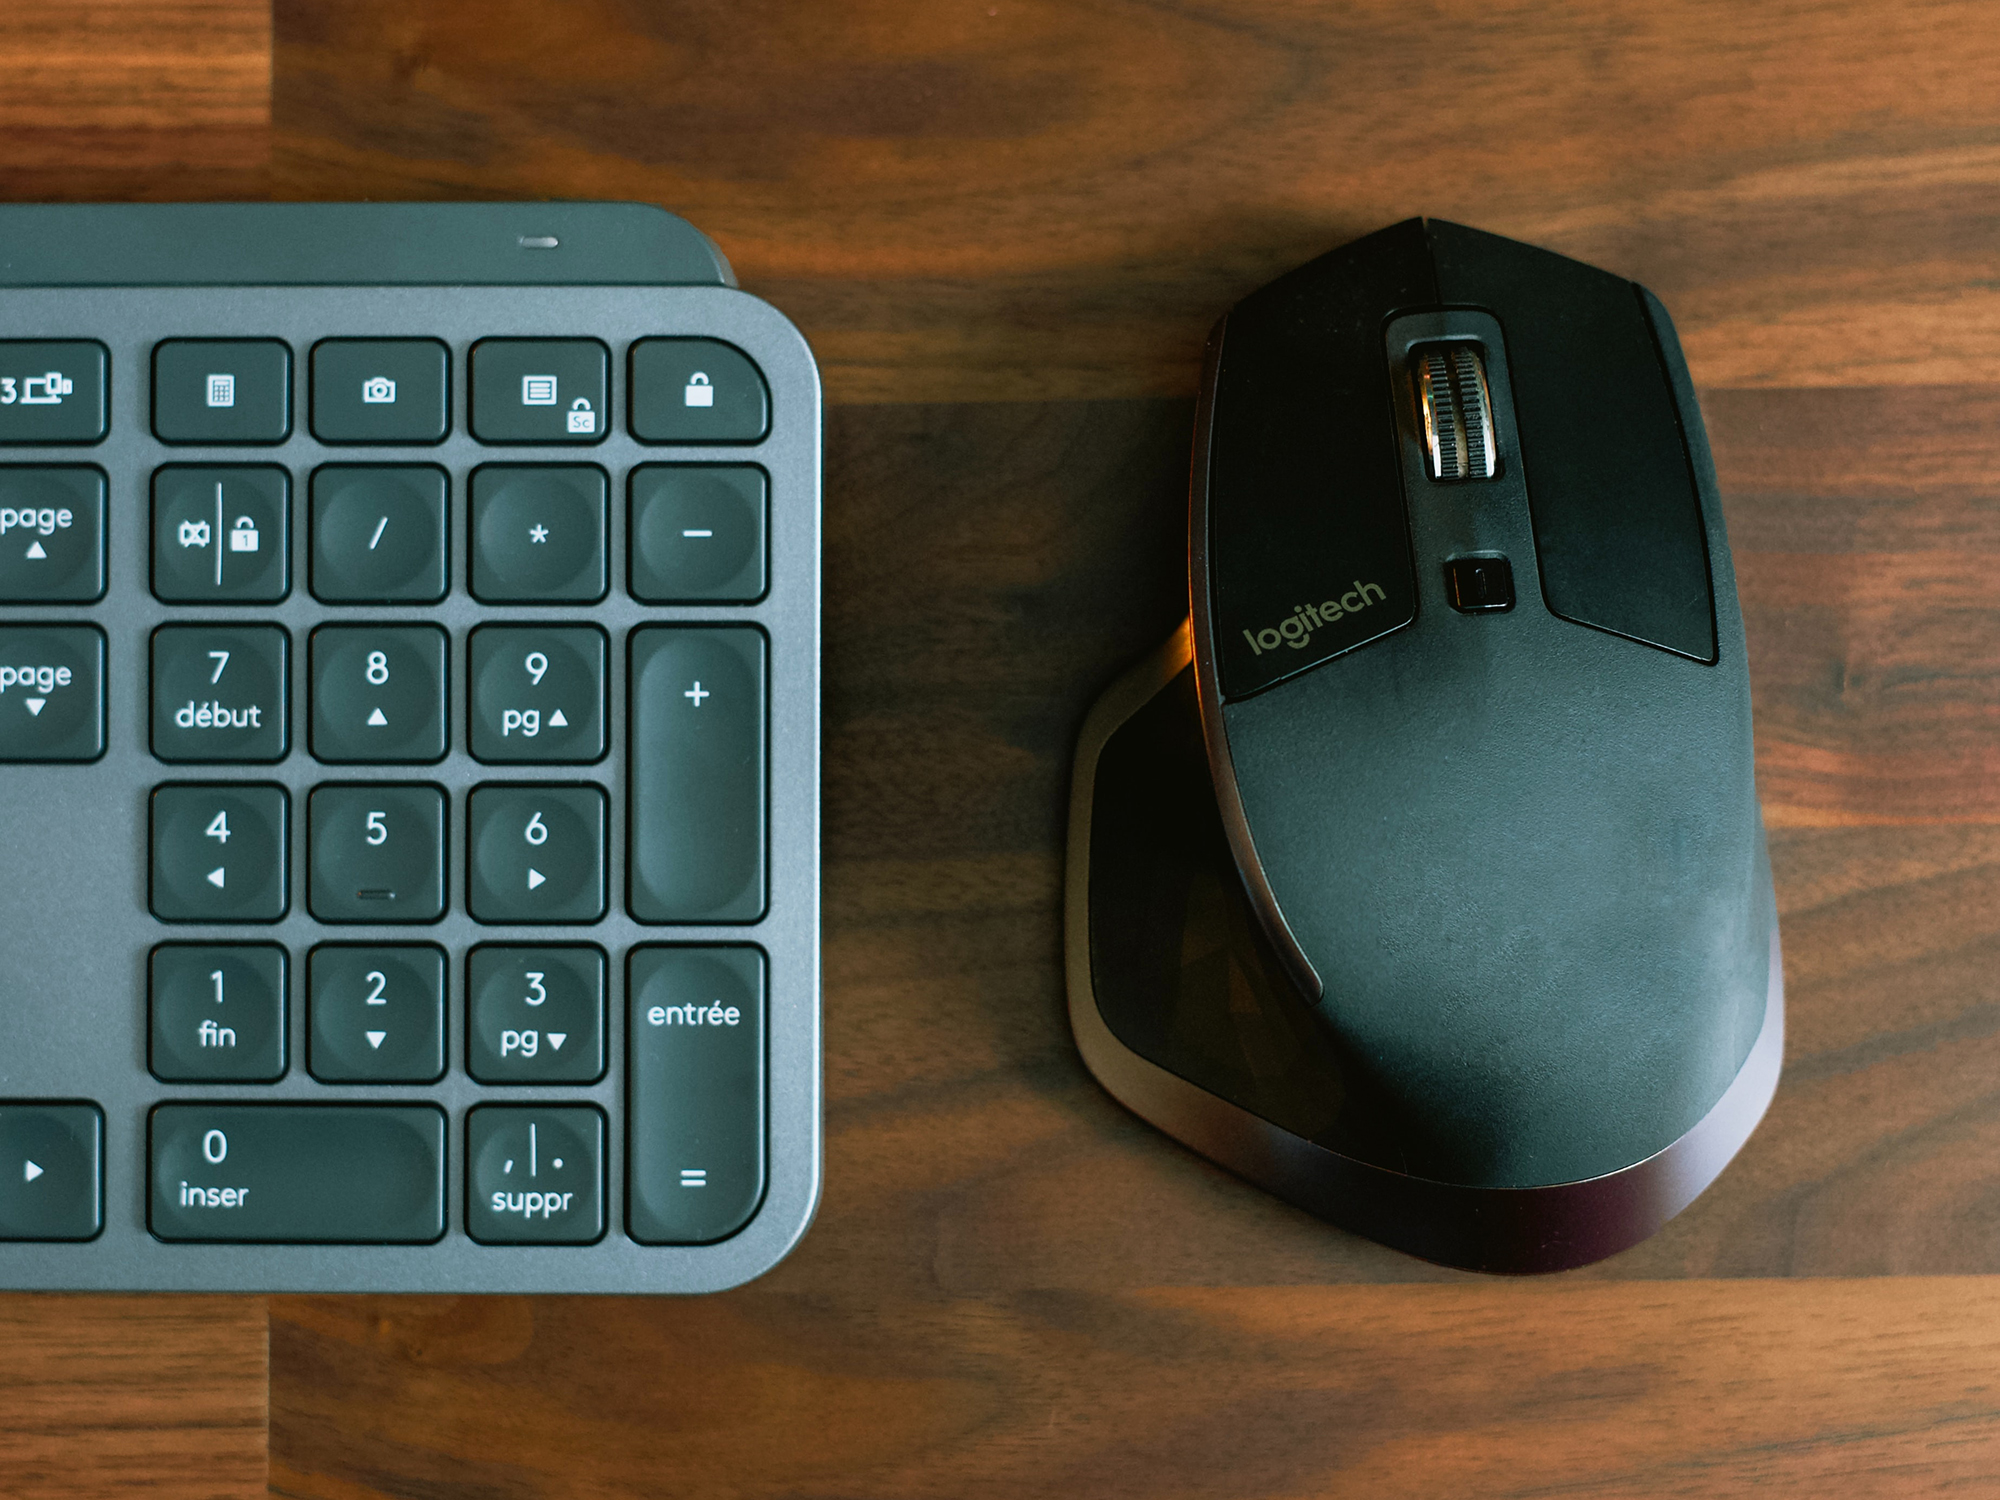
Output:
top-left (1428, 221), bottom-right (1717, 663)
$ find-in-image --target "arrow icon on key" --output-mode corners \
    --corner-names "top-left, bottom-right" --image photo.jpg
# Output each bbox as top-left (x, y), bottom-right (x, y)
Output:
top-left (24, 1160), bottom-right (42, 1183)
top-left (25, 541), bottom-right (45, 560)
top-left (547, 1033), bottom-right (566, 1050)
top-left (527, 868), bottom-right (546, 890)
top-left (25, 698), bottom-right (44, 716)
top-left (206, 867), bottom-right (226, 888)
top-left (366, 1031), bottom-right (386, 1050)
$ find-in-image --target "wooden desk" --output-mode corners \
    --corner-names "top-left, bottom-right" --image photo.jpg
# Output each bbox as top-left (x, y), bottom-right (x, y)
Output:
top-left (7, 2), bottom-right (2000, 1493)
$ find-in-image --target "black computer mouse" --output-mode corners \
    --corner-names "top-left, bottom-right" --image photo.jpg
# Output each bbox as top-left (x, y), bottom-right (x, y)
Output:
top-left (1066, 219), bottom-right (1781, 1273)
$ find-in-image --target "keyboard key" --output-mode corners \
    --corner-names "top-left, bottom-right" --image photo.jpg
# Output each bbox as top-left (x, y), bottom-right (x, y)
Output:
top-left (152, 465), bottom-right (290, 604)
top-left (309, 465), bottom-right (449, 603)
top-left (629, 338), bottom-right (769, 444)
top-left (149, 783), bottom-right (288, 923)
top-left (0, 1103), bottom-right (102, 1241)
top-left (629, 464), bottom-right (767, 603)
top-left (310, 339), bottom-right (450, 445)
top-left (151, 624), bottom-right (289, 764)
top-left (467, 624), bottom-right (606, 764)
top-left (308, 783), bottom-right (446, 924)
top-left (466, 783), bottom-right (606, 924)
top-left (308, 943), bottom-right (446, 1084)
top-left (149, 944), bottom-right (287, 1083)
top-left (628, 628), bottom-right (766, 922)
top-left (153, 339), bottom-right (291, 445)
top-left (468, 338), bottom-right (608, 445)
top-left (0, 342), bottom-right (107, 446)
top-left (467, 1106), bottom-right (605, 1245)
top-left (468, 464), bottom-right (607, 602)
top-left (0, 624), bottom-right (104, 762)
top-left (627, 946), bottom-right (765, 1244)
top-left (0, 466), bottom-right (106, 601)
top-left (148, 1103), bottom-right (445, 1244)
top-left (310, 624), bottom-right (447, 764)
top-left (466, 944), bottom-right (606, 1084)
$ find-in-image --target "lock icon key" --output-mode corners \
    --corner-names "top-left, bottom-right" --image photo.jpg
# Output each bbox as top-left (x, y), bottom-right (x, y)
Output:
top-left (684, 372), bottom-right (714, 408)
top-left (566, 398), bottom-right (598, 435)
top-left (229, 516), bottom-right (260, 553)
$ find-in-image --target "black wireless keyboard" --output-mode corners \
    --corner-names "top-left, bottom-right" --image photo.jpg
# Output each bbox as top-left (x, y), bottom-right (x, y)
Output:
top-left (0, 202), bottom-right (821, 1293)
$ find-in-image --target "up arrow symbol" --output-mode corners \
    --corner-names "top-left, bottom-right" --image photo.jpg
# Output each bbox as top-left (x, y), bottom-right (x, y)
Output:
top-left (24, 540), bottom-right (45, 560)
top-left (23, 1160), bottom-right (43, 1183)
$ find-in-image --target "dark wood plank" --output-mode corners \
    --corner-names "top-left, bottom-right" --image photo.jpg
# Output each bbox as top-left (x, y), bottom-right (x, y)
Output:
top-left (0, 1295), bottom-right (266, 1499)
top-left (1715, 386), bottom-right (2000, 827)
top-left (274, 0), bottom-right (2000, 402)
top-left (0, 1), bottom-right (269, 199)
top-left (270, 1279), bottom-right (2000, 1498)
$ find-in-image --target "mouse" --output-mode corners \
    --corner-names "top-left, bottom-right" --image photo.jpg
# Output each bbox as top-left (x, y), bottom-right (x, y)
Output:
top-left (1066, 219), bottom-right (1780, 1273)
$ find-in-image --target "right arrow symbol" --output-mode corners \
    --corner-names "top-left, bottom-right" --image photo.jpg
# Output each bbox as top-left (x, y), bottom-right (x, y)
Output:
top-left (23, 1160), bottom-right (43, 1183)
top-left (526, 868), bottom-right (546, 890)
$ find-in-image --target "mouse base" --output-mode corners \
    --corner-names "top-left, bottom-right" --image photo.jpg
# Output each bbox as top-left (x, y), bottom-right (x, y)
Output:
top-left (1065, 624), bottom-right (1783, 1275)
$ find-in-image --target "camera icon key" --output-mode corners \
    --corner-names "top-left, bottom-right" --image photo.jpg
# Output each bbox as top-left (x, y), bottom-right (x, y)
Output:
top-left (361, 376), bottom-right (397, 405)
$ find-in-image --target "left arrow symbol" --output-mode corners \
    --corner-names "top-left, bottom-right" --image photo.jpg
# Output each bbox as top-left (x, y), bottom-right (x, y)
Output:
top-left (206, 867), bottom-right (226, 888)
top-left (24, 1161), bottom-right (43, 1183)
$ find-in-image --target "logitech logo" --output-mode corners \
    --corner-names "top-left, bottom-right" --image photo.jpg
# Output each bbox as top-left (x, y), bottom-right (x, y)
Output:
top-left (1241, 579), bottom-right (1387, 655)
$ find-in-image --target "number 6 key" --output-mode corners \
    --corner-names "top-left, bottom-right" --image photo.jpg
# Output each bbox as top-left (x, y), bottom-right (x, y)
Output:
top-left (465, 784), bottom-right (607, 924)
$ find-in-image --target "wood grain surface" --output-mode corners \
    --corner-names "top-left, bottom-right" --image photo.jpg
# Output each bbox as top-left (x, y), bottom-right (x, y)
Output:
top-left (12, 0), bottom-right (2000, 1494)
top-left (269, 1279), bottom-right (2000, 1499)
top-left (0, 0), bottom-right (268, 200)
top-left (0, 1296), bottom-right (267, 1500)
top-left (273, 0), bottom-right (2000, 403)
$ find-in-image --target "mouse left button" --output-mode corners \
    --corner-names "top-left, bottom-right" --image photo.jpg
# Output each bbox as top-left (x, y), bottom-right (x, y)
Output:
top-left (1198, 223), bottom-right (1429, 702)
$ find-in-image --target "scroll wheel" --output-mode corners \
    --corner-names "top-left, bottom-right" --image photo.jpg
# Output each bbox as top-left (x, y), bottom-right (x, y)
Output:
top-left (1414, 344), bottom-right (1496, 481)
